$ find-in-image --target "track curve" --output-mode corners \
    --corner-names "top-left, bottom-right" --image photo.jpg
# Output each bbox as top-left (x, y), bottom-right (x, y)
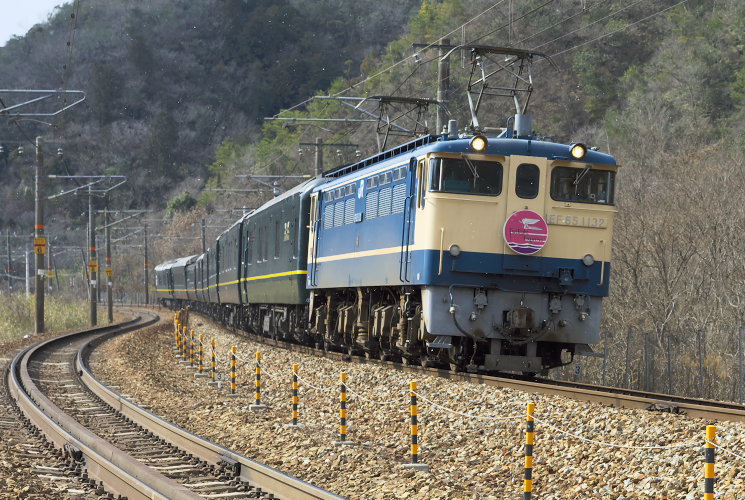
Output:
top-left (7, 310), bottom-right (345, 500)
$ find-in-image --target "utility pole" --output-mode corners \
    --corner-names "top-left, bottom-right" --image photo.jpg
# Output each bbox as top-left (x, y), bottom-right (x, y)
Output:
top-left (105, 198), bottom-right (113, 323)
top-left (88, 185), bottom-right (97, 325)
top-left (25, 248), bottom-right (30, 298)
top-left (298, 141), bottom-right (358, 177)
top-left (143, 220), bottom-right (149, 305)
top-left (34, 137), bottom-right (45, 334)
top-left (201, 218), bottom-right (206, 254)
top-left (436, 38), bottom-right (451, 134)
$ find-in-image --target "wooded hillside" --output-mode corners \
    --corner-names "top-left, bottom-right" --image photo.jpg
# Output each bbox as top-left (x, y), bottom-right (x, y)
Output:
top-left (2, 0), bottom-right (745, 398)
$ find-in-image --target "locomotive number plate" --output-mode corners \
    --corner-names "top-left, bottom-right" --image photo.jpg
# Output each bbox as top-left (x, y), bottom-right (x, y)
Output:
top-left (546, 214), bottom-right (607, 228)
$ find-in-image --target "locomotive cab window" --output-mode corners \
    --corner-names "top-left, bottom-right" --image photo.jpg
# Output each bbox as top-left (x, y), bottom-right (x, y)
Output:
top-left (515, 163), bottom-right (540, 199)
top-left (429, 157), bottom-right (502, 195)
top-left (551, 166), bottom-right (615, 205)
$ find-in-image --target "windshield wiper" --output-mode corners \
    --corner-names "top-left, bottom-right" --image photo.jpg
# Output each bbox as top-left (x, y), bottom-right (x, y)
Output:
top-left (461, 154), bottom-right (479, 178)
top-left (573, 164), bottom-right (592, 185)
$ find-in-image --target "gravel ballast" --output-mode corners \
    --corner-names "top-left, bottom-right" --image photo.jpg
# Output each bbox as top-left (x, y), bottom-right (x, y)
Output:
top-left (89, 314), bottom-right (745, 499)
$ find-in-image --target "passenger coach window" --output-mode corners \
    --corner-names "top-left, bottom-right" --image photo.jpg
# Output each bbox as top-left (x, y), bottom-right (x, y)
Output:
top-left (429, 157), bottom-right (502, 195)
top-left (515, 164), bottom-right (540, 199)
top-left (551, 166), bottom-right (615, 205)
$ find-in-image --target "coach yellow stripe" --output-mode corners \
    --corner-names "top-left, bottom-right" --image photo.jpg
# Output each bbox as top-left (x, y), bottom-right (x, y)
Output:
top-left (243, 269), bottom-right (308, 281)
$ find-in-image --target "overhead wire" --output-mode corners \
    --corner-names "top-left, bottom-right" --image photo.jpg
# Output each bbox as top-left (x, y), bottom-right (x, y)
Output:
top-left (549, 0), bottom-right (690, 58)
top-left (271, 0), bottom-right (688, 158)
top-left (467, 0), bottom-right (556, 45)
top-left (513, 0), bottom-right (605, 46)
top-left (531, 0), bottom-right (648, 51)
top-left (273, 0), bottom-right (510, 117)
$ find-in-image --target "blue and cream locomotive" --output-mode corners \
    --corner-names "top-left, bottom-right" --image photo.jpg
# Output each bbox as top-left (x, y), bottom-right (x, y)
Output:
top-left (156, 118), bottom-right (617, 373)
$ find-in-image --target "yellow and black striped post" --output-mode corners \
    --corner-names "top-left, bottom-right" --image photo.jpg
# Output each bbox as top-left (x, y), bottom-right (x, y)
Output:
top-left (227, 345), bottom-right (238, 397)
top-left (194, 333), bottom-right (208, 378)
top-left (401, 381), bottom-right (429, 470)
top-left (173, 317), bottom-right (179, 351)
top-left (284, 363), bottom-right (303, 428)
top-left (176, 327), bottom-right (182, 360)
top-left (181, 326), bottom-right (189, 363)
top-left (524, 402), bottom-right (535, 499)
top-left (249, 351), bottom-right (267, 410)
top-left (333, 371), bottom-right (354, 445)
top-left (198, 334), bottom-right (204, 372)
top-left (208, 337), bottom-right (218, 386)
top-left (189, 329), bottom-right (195, 368)
top-left (705, 425), bottom-right (716, 500)
top-left (293, 364), bottom-right (299, 424)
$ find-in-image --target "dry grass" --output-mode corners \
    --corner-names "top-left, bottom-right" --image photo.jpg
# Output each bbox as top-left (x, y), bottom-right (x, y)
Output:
top-left (0, 293), bottom-right (88, 342)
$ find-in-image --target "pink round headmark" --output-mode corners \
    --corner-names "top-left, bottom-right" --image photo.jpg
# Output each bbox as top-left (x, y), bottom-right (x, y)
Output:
top-left (503, 210), bottom-right (548, 255)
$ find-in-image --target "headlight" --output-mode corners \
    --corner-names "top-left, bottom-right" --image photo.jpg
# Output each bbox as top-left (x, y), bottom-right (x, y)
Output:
top-left (470, 135), bottom-right (487, 152)
top-left (449, 244), bottom-right (461, 257)
top-left (570, 142), bottom-right (587, 159)
top-left (582, 254), bottom-right (595, 266)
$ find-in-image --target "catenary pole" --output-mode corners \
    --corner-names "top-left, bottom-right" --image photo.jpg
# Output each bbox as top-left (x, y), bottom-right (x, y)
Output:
top-left (143, 220), bottom-right (149, 305)
top-left (88, 185), bottom-right (97, 325)
top-left (34, 137), bottom-right (45, 333)
top-left (436, 38), bottom-right (450, 133)
top-left (105, 197), bottom-right (113, 323)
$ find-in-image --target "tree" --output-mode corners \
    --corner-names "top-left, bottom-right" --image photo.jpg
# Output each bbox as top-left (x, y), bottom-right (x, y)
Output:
top-left (141, 110), bottom-right (180, 179)
top-left (89, 63), bottom-right (123, 125)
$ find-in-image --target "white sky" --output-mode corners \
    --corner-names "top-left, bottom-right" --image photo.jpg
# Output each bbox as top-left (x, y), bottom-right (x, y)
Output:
top-left (0, 1), bottom-right (65, 47)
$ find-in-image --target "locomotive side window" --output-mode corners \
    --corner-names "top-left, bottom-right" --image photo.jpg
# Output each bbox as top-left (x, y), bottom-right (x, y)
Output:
top-left (429, 157), bottom-right (502, 195)
top-left (393, 166), bottom-right (407, 181)
top-left (515, 163), bottom-right (540, 199)
top-left (380, 171), bottom-right (392, 185)
top-left (551, 166), bottom-right (615, 205)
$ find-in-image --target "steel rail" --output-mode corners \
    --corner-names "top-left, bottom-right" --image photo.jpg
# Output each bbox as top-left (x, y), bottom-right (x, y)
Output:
top-left (7, 314), bottom-right (202, 499)
top-left (78, 328), bottom-right (346, 500)
top-left (197, 313), bottom-right (745, 423)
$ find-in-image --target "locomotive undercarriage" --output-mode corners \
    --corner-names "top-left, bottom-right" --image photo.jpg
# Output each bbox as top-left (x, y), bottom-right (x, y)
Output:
top-left (307, 285), bottom-right (590, 374)
top-left (308, 287), bottom-right (426, 363)
top-left (165, 286), bottom-right (586, 375)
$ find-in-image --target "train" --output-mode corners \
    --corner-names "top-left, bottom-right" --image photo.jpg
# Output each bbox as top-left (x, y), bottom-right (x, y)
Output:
top-left (156, 117), bottom-right (618, 375)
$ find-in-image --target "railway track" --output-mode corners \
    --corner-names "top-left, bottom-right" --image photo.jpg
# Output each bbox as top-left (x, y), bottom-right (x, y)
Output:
top-left (194, 311), bottom-right (745, 423)
top-left (6, 310), bottom-right (345, 500)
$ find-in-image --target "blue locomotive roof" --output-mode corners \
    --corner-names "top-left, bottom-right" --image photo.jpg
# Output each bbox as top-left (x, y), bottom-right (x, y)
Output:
top-left (428, 137), bottom-right (617, 165)
top-left (315, 133), bottom-right (616, 192)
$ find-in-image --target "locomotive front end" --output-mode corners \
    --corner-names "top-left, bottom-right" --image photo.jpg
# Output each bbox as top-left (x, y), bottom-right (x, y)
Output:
top-left (414, 135), bottom-right (617, 373)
